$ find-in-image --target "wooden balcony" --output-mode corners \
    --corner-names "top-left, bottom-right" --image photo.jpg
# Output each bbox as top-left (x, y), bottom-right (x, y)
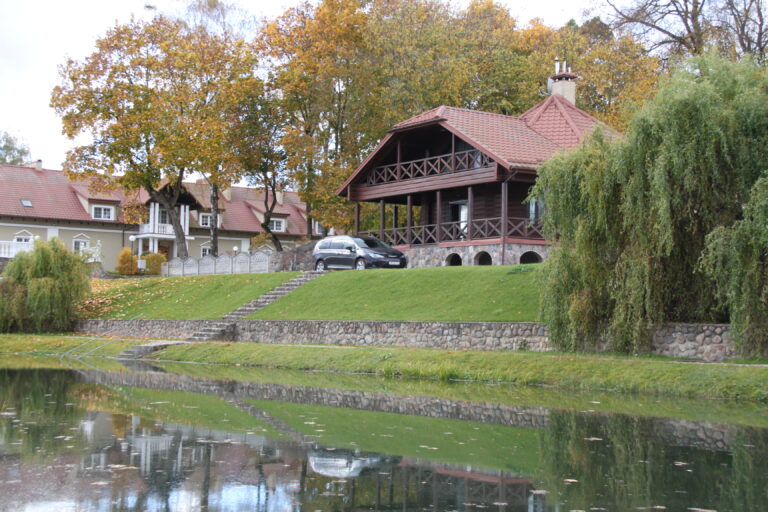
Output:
top-left (360, 217), bottom-right (543, 246)
top-left (367, 149), bottom-right (492, 186)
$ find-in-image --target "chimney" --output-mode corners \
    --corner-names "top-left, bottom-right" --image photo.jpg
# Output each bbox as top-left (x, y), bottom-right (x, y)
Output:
top-left (548, 57), bottom-right (578, 105)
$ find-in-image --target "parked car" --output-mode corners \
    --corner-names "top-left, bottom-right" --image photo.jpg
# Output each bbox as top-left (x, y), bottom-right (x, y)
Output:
top-left (312, 235), bottom-right (407, 270)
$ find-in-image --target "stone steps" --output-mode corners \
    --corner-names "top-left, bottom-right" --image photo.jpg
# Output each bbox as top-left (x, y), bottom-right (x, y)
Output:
top-left (185, 321), bottom-right (233, 342)
top-left (117, 340), bottom-right (191, 360)
top-left (221, 271), bottom-right (326, 321)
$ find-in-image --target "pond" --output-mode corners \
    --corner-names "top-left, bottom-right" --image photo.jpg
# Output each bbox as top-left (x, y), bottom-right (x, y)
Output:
top-left (1, 357), bottom-right (767, 511)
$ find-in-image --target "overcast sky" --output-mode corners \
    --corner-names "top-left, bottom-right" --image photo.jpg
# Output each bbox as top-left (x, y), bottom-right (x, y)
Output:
top-left (0, 0), bottom-right (593, 169)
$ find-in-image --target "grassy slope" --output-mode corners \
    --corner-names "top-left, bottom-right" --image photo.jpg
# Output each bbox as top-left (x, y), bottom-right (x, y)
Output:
top-left (249, 265), bottom-right (540, 322)
top-left (77, 273), bottom-right (298, 319)
top-left (152, 342), bottom-right (768, 402)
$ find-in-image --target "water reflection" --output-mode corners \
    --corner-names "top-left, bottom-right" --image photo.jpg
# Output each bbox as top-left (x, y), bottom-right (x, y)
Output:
top-left (0, 366), bottom-right (766, 511)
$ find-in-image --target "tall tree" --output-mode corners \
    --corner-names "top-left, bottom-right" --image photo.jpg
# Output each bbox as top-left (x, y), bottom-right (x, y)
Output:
top-left (52, 17), bottom-right (255, 258)
top-left (231, 82), bottom-right (290, 251)
top-left (0, 131), bottom-right (31, 166)
top-left (533, 55), bottom-right (768, 353)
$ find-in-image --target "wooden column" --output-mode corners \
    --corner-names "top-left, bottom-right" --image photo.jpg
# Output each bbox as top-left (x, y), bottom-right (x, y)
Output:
top-left (467, 185), bottom-right (474, 240)
top-left (354, 202), bottom-right (360, 235)
top-left (435, 190), bottom-right (442, 242)
top-left (396, 140), bottom-right (402, 179)
top-left (501, 180), bottom-right (508, 237)
top-left (406, 194), bottom-right (413, 244)
top-left (379, 199), bottom-right (385, 240)
top-left (393, 205), bottom-right (399, 230)
top-left (451, 133), bottom-right (456, 172)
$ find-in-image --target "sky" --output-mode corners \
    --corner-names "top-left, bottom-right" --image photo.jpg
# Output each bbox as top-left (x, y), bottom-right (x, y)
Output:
top-left (0, 0), bottom-right (593, 169)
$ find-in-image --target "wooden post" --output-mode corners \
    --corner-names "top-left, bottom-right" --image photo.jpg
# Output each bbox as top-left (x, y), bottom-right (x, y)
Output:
top-left (396, 139), bottom-right (402, 179)
top-left (379, 200), bottom-right (385, 240)
top-left (406, 194), bottom-right (413, 244)
top-left (467, 185), bottom-right (474, 240)
top-left (501, 180), bottom-right (508, 265)
top-left (354, 202), bottom-right (360, 235)
top-left (451, 133), bottom-right (455, 172)
top-left (393, 205), bottom-right (399, 230)
top-left (436, 190), bottom-right (442, 242)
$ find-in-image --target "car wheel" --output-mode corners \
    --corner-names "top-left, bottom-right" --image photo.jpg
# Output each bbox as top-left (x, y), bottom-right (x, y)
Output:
top-left (354, 258), bottom-right (366, 270)
top-left (315, 260), bottom-right (326, 271)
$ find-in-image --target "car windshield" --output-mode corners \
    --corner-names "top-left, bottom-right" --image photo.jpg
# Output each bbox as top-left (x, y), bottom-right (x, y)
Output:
top-left (353, 237), bottom-right (391, 249)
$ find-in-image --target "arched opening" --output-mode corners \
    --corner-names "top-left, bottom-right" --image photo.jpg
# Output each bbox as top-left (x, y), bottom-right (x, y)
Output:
top-left (519, 251), bottom-right (542, 264)
top-left (474, 251), bottom-right (492, 266)
top-left (446, 253), bottom-right (462, 266)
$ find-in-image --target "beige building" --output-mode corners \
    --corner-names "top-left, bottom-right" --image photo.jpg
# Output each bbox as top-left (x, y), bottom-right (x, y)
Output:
top-left (0, 163), bottom-right (318, 271)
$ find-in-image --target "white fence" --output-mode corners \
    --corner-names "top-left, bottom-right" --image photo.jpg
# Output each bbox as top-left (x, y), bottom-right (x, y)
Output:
top-left (0, 241), bottom-right (33, 259)
top-left (161, 251), bottom-right (272, 277)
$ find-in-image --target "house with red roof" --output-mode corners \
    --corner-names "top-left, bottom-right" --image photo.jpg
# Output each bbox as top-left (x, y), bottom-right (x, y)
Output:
top-left (337, 65), bottom-right (608, 267)
top-left (0, 163), bottom-right (317, 271)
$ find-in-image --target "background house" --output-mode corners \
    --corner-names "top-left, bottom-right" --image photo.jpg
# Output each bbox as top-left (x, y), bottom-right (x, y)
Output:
top-left (0, 163), bottom-right (317, 271)
top-left (337, 67), bottom-right (607, 267)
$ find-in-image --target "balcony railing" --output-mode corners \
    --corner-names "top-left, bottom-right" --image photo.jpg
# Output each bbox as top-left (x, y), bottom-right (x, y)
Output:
top-left (140, 223), bottom-right (175, 235)
top-left (0, 241), bottom-right (33, 258)
top-left (361, 217), bottom-right (543, 246)
top-left (367, 149), bottom-right (492, 186)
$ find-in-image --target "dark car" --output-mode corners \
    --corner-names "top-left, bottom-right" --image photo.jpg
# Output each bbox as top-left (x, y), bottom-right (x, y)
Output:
top-left (312, 235), bottom-right (407, 270)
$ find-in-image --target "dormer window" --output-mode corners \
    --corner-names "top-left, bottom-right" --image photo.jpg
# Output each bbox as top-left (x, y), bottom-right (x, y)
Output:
top-left (199, 213), bottom-right (212, 227)
top-left (268, 218), bottom-right (286, 233)
top-left (20, 199), bottom-right (32, 207)
top-left (92, 205), bottom-right (114, 221)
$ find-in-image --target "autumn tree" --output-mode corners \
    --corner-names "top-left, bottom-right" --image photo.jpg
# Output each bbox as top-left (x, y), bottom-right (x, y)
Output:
top-left (0, 131), bottom-right (31, 166)
top-left (231, 82), bottom-right (290, 251)
top-left (52, 16), bottom-right (254, 259)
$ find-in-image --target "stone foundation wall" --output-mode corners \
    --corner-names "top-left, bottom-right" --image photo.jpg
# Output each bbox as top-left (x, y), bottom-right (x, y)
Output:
top-left (651, 324), bottom-right (734, 362)
top-left (402, 242), bottom-right (549, 268)
top-left (76, 319), bottom-right (736, 361)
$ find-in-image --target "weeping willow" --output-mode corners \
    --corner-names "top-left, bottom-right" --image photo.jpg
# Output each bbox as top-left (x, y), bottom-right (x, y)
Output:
top-left (0, 238), bottom-right (90, 332)
top-left (533, 55), bottom-right (768, 353)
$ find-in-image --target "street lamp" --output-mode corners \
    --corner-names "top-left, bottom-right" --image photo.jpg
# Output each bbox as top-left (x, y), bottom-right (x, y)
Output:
top-left (232, 246), bottom-right (239, 256)
top-left (128, 235), bottom-right (135, 256)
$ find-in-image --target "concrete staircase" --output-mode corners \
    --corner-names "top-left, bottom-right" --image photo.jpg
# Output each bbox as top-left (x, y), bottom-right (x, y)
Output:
top-left (221, 270), bottom-right (326, 321)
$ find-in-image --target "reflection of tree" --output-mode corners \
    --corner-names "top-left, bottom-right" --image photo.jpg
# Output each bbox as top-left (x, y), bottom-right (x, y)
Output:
top-left (537, 411), bottom-right (767, 511)
top-left (0, 370), bottom-right (83, 458)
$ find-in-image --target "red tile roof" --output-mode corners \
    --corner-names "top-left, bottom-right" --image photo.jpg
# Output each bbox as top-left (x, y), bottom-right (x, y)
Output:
top-left (338, 94), bottom-right (610, 196)
top-left (0, 164), bottom-right (308, 236)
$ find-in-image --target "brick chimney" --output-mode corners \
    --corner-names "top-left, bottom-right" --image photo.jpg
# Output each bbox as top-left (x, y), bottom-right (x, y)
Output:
top-left (547, 57), bottom-right (578, 105)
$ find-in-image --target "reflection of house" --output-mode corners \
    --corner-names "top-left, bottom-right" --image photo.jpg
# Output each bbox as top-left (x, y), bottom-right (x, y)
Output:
top-left (0, 163), bottom-right (318, 271)
top-left (338, 65), bottom-right (608, 267)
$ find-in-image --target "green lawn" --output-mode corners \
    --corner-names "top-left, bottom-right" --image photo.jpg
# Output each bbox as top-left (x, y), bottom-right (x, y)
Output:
top-left (77, 272), bottom-right (298, 319)
top-left (249, 265), bottom-right (540, 322)
top-left (151, 342), bottom-right (768, 402)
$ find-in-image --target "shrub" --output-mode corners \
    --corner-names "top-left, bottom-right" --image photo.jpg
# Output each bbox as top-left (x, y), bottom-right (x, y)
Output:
top-left (144, 252), bottom-right (167, 275)
top-left (0, 238), bottom-right (90, 332)
top-left (116, 247), bottom-right (137, 275)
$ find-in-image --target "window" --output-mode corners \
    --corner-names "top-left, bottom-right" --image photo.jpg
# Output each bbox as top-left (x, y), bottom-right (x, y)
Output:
top-left (20, 199), bottom-right (32, 208)
top-left (268, 218), bottom-right (286, 232)
top-left (92, 205), bottom-right (114, 220)
top-left (73, 239), bottom-right (89, 254)
top-left (199, 213), bottom-right (212, 227)
top-left (201, 246), bottom-right (213, 257)
top-left (159, 209), bottom-right (170, 225)
top-left (14, 235), bottom-right (31, 243)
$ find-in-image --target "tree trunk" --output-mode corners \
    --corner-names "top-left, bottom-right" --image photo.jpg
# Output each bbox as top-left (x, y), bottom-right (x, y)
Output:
top-left (209, 183), bottom-right (219, 257)
top-left (166, 205), bottom-right (188, 259)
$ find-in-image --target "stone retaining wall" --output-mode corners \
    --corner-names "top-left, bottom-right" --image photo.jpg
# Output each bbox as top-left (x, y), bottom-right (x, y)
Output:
top-left (652, 323), bottom-right (734, 361)
top-left (74, 319), bottom-right (735, 361)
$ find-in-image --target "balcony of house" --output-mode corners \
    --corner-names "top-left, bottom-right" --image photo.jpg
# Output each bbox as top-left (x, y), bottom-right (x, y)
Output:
top-left (0, 240), bottom-right (33, 258)
top-left (138, 203), bottom-right (191, 238)
top-left (360, 216), bottom-right (543, 247)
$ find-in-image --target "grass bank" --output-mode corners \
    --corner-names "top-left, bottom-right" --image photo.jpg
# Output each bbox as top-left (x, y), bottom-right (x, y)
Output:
top-left (249, 265), bottom-right (540, 322)
top-left (149, 342), bottom-right (768, 402)
top-left (77, 272), bottom-right (298, 319)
